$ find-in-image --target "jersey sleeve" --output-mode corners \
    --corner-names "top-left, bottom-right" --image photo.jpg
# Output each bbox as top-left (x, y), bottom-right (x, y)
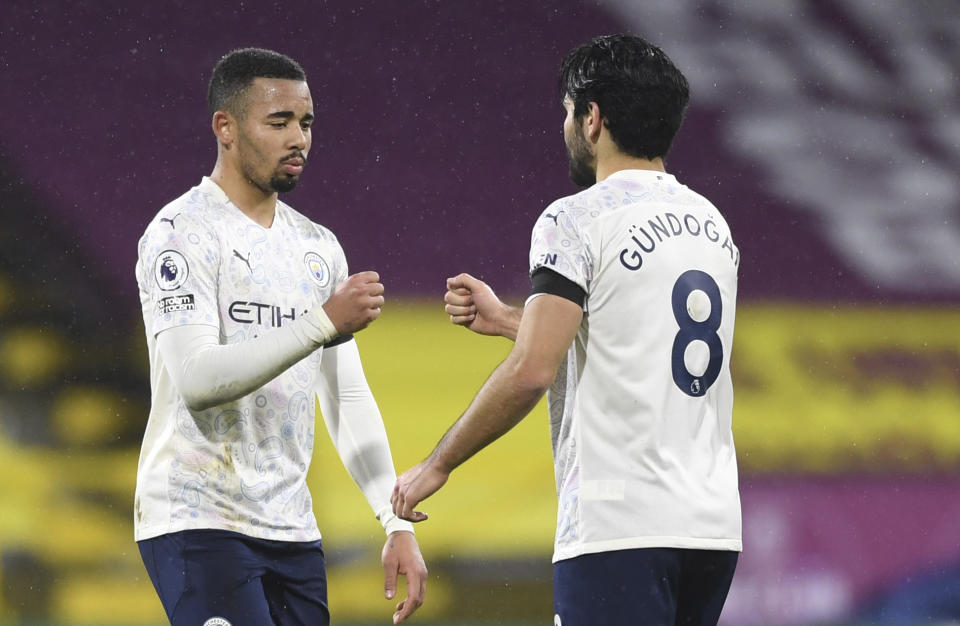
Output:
top-left (328, 235), bottom-right (349, 290)
top-left (316, 230), bottom-right (354, 348)
top-left (528, 200), bottom-right (594, 293)
top-left (137, 210), bottom-right (221, 337)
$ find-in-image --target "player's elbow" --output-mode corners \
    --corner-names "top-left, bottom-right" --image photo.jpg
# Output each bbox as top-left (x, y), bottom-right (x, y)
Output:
top-left (175, 374), bottom-right (224, 412)
top-left (171, 346), bottom-right (234, 411)
top-left (180, 386), bottom-right (218, 412)
top-left (505, 354), bottom-right (556, 395)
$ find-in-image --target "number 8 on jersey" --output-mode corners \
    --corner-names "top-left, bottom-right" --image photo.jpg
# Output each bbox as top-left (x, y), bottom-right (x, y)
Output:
top-left (671, 269), bottom-right (724, 397)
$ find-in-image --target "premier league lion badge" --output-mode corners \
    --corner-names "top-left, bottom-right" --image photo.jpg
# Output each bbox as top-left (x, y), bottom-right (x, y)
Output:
top-left (155, 250), bottom-right (189, 291)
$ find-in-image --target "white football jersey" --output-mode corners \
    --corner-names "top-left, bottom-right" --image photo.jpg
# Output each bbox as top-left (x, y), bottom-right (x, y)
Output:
top-left (134, 177), bottom-right (347, 542)
top-left (529, 169), bottom-right (742, 562)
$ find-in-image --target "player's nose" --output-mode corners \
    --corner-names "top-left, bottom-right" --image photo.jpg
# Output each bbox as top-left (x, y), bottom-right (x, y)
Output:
top-left (286, 126), bottom-right (308, 152)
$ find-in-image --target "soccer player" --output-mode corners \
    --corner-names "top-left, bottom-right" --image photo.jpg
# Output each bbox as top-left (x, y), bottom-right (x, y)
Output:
top-left (134, 48), bottom-right (426, 626)
top-left (392, 35), bottom-right (740, 625)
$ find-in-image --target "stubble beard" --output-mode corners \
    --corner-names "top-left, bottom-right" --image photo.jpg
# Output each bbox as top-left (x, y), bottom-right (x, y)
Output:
top-left (566, 125), bottom-right (596, 188)
top-left (269, 173), bottom-right (299, 194)
top-left (240, 154), bottom-right (301, 195)
top-left (237, 131), bottom-right (302, 194)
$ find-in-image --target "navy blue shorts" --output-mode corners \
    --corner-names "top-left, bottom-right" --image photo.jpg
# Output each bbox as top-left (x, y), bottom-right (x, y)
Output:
top-left (553, 547), bottom-right (738, 626)
top-left (138, 529), bottom-right (329, 626)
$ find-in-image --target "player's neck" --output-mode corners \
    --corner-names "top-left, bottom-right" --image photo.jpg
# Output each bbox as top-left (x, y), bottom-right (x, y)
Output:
top-left (595, 153), bottom-right (666, 182)
top-left (209, 164), bottom-right (277, 228)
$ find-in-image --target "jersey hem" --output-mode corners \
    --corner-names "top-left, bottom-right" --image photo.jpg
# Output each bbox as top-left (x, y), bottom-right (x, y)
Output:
top-left (134, 521), bottom-right (322, 543)
top-left (552, 535), bottom-right (742, 563)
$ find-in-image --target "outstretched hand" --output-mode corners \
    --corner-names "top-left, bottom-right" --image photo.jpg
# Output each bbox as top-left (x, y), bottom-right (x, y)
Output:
top-left (391, 460), bottom-right (449, 523)
top-left (381, 531), bottom-right (428, 624)
top-left (444, 273), bottom-right (512, 337)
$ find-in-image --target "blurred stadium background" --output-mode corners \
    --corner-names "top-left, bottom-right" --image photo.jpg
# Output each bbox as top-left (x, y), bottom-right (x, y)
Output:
top-left (2, 0), bottom-right (959, 624)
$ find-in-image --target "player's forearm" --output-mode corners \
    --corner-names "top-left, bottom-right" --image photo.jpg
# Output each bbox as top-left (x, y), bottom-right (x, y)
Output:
top-left (157, 311), bottom-right (334, 411)
top-left (432, 295), bottom-right (579, 470)
top-left (317, 341), bottom-right (414, 535)
top-left (430, 355), bottom-right (548, 473)
top-left (325, 392), bottom-right (405, 528)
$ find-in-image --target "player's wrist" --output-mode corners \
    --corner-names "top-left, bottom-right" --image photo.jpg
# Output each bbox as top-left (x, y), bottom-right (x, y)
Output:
top-left (377, 505), bottom-right (415, 535)
top-left (493, 303), bottom-right (522, 340)
top-left (502, 302), bottom-right (521, 326)
top-left (307, 306), bottom-right (340, 345)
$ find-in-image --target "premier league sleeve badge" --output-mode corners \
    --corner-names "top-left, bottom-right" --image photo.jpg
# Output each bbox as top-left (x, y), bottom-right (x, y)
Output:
top-left (155, 250), bottom-right (190, 291)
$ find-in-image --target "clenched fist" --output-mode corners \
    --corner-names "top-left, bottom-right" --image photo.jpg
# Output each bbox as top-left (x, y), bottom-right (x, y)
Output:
top-left (323, 271), bottom-right (384, 334)
top-left (444, 273), bottom-right (520, 340)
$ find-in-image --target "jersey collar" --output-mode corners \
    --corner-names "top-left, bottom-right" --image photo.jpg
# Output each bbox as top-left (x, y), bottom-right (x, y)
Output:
top-left (199, 176), bottom-right (230, 204)
top-left (603, 169), bottom-right (677, 185)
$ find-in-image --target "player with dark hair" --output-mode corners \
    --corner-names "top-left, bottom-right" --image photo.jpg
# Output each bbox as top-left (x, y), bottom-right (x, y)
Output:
top-left (559, 35), bottom-right (690, 185)
top-left (207, 47), bottom-right (307, 132)
top-left (392, 34), bottom-right (740, 625)
top-left (135, 47), bottom-right (426, 626)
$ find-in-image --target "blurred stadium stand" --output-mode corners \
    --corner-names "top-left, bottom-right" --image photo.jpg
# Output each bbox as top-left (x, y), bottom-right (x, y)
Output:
top-left (1, 0), bottom-right (959, 624)
top-left (0, 168), bottom-right (156, 622)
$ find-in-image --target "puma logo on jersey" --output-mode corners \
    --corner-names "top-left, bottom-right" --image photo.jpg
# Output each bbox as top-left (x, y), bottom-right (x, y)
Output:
top-left (544, 210), bottom-right (564, 225)
top-left (159, 213), bottom-right (181, 229)
top-left (233, 249), bottom-right (252, 272)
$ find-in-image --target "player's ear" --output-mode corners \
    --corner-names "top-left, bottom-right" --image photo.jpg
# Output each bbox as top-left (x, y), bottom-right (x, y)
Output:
top-left (212, 110), bottom-right (235, 146)
top-left (584, 101), bottom-right (603, 142)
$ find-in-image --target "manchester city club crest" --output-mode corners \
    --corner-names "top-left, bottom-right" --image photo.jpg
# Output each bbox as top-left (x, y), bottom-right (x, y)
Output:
top-left (154, 250), bottom-right (189, 291)
top-left (304, 251), bottom-right (330, 287)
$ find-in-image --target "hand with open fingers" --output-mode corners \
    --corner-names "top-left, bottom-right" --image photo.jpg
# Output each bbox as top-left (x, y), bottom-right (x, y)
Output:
top-left (322, 270), bottom-right (385, 334)
top-left (443, 273), bottom-right (509, 337)
top-left (381, 531), bottom-right (427, 624)
top-left (391, 460), bottom-right (448, 523)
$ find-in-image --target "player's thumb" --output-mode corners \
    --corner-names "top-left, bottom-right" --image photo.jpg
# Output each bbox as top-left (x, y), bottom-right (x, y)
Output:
top-left (447, 272), bottom-right (476, 290)
top-left (384, 563), bottom-right (398, 600)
